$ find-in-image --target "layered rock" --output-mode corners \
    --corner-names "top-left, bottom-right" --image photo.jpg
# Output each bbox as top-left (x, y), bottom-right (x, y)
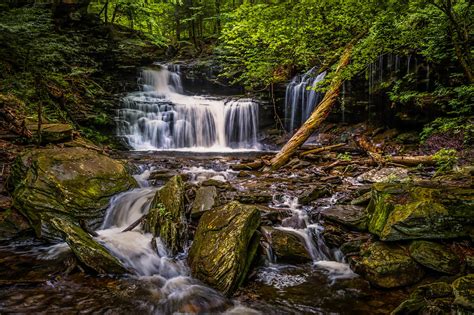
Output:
top-left (10, 147), bottom-right (137, 239)
top-left (320, 205), bottom-right (367, 231)
top-left (367, 183), bottom-right (473, 241)
top-left (261, 226), bottom-right (312, 264)
top-left (188, 201), bottom-right (260, 295)
top-left (353, 242), bottom-right (424, 288)
top-left (143, 175), bottom-right (186, 255)
top-left (409, 240), bottom-right (461, 275)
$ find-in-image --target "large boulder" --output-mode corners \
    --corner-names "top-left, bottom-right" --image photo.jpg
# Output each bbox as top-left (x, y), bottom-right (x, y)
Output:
top-left (261, 226), bottom-right (312, 264)
top-left (50, 217), bottom-right (128, 274)
top-left (10, 147), bottom-right (137, 239)
top-left (320, 205), bottom-right (367, 231)
top-left (27, 123), bottom-right (74, 144)
top-left (144, 175), bottom-right (186, 255)
top-left (409, 240), bottom-right (461, 275)
top-left (353, 242), bottom-right (424, 288)
top-left (188, 201), bottom-right (260, 296)
top-left (391, 282), bottom-right (454, 314)
top-left (367, 183), bottom-right (473, 241)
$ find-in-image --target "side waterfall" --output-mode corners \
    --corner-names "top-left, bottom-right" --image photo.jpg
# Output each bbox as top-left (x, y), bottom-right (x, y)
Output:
top-left (284, 69), bottom-right (326, 132)
top-left (117, 65), bottom-right (259, 151)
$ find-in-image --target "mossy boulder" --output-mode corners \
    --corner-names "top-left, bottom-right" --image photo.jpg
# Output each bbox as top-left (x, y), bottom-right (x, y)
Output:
top-left (391, 282), bottom-right (454, 314)
top-left (27, 123), bottom-right (74, 144)
top-left (320, 205), bottom-right (368, 231)
top-left (10, 147), bottom-right (137, 239)
top-left (367, 183), bottom-right (474, 241)
top-left (50, 217), bottom-right (128, 274)
top-left (261, 226), bottom-right (311, 264)
top-left (353, 242), bottom-right (424, 288)
top-left (191, 186), bottom-right (218, 218)
top-left (409, 241), bottom-right (461, 275)
top-left (0, 208), bottom-right (32, 240)
top-left (144, 175), bottom-right (186, 255)
top-left (452, 274), bottom-right (474, 311)
top-left (188, 201), bottom-right (261, 296)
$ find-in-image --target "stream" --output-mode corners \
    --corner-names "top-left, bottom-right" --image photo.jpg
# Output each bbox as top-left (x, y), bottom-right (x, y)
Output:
top-left (0, 65), bottom-right (409, 314)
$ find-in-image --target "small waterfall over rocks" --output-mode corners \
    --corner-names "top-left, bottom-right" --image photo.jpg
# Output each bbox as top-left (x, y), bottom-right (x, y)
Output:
top-left (117, 65), bottom-right (259, 151)
top-left (284, 68), bottom-right (326, 132)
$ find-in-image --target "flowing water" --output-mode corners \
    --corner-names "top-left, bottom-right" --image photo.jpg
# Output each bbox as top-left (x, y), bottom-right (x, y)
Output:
top-left (117, 65), bottom-right (260, 151)
top-left (284, 69), bottom-right (326, 132)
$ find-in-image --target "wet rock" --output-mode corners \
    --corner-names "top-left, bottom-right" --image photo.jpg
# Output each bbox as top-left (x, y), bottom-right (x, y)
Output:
top-left (0, 208), bottom-right (32, 240)
top-left (452, 274), bottom-right (474, 311)
top-left (350, 191), bottom-right (372, 206)
top-left (144, 175), bottom-right (186, 255)
top-left (50, 217), bottom-right (128, 274)
top-left (202, 179), bottom-right (232, 190)
top-left (10, 147), bottom-right (137, 239)
top-left (27, 123), bottom-right (74, 144)
top-left (392, 282), bottom-right (454, 314)
top-left (261, 226), bottom-right (311, 264)
top-left (340, 238), bottom-right (367, 256)
top-left (409, 241), bottom-right (461, 275)
top-left (321, 223), bottom-right (349, 248)
top-left (367, 183), bottom-right (474, 241)
top-left (236, 192), bottom-right (273, 204)
top-left (353, 242), bottom-right (424, 288)
top-left (149, 169), bottom-right (179, 182)
top-left (298, 185), bottom-right (331, 205)
top-left (320, 205), bottom-right (367, 231)
top-left (357, 167), bottom-right (409, 183)
top-left (188, 201), bottom-right (260, 296)
top-left (191, 186), bottom-right (218, 218)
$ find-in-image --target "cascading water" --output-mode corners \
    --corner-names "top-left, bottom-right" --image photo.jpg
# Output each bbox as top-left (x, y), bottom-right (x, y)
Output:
top-left (117, 65), bottom-right (259, 151)
top-left (284, 69), bottom-right (326, 132)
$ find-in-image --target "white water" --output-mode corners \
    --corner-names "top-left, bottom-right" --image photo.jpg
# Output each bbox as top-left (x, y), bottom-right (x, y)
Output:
top-left (284, 69), bottom-right (326, 132)
top-left (117, 65), bottom-right (260, 151)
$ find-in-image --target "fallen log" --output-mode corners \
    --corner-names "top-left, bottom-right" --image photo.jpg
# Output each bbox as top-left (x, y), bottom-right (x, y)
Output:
top-left (269, 39), bottom-right (358, 170)
top-left (231, 159), bottom-right (263, 171)
top-left (299, 143), bottom-right (345, 157)
top-left (122, 214), bottom-right (146, 232)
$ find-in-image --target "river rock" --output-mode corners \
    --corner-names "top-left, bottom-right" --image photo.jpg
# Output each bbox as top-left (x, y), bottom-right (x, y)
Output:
top-left (27, 123), bottom-right (74, 144)
top-left (10, 147), bottom-right (137, 239)
top-left (353, 242), bottom-right (424, 288)
top-left (236, 192), bottom-right (273, 204)
top-left (409, 241), bottom-right (461, 275)
top-left (50, 217), bottom-right (128, 274)
top-left (191, 186), bottom-right (218, 218)
top-left (392, 282), bottom-right (454, 314)
top-left (357, 167), bottom-right (409, 183)
top-left (320, 205), bottom-right (367, 231)
top-left (144, 175), bottom-right (186, 255)
top-left (452, 274), bottom-right (474, 311)
top-left (188, 201), bottom-right (260, 296)
top-left (298, 185), bottom-right (331, 205)
top-left (261, 226), bottom-right (311, 264)
top-left (367, 183), bottom-right (474, 241)
top-left (0, 208), bottom-right (31, 240)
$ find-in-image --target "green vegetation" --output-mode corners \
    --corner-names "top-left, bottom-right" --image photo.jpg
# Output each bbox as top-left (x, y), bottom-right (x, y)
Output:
top-left (433, 148), bottom-right (458, 174)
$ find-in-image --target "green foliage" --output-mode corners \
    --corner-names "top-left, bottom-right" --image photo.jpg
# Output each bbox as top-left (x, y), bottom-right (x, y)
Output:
top-left (420, 117), bottom-right (473, 142)
top-left (337, 152), bottom-right (352, 162)
top-left (433, 148), bottom-right (458, 174)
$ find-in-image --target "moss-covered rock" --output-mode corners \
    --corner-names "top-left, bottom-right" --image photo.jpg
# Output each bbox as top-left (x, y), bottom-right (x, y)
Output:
top-left (261, 226), bottom-right (311, 264)
top-left (320, 205), bottom-right (368, 231)
top-left (27, 123), bottom-right (74, 144)
top-left (409, 241), bottom-right (461, 275)
top-left (367, 183), bottom-right (474, 241)
top-left (452, 274), bottom-right (474, 311)
top-left (144, 175), bottom-right (186, 255)
top-left (188, 201), bottom-right (260, 296)
top-left (0, 208), bottom-right (32, 240)
top-left (191, 186), bottom-right (218, 218)
top-left (353, 242), bottom-right (425, 288)
top-left (391, 282), bottom-right (454, 314)
top-left (10, 147), bottom-right (137, 239)
top-left (50, 217), bottom-right (128, 274)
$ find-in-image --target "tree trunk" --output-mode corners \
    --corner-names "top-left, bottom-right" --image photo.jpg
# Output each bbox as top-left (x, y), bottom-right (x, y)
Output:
top-left (268, 43), bottom-right (355, 170)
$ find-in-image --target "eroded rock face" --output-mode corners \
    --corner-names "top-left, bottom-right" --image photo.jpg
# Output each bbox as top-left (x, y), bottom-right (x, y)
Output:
top-left (50, 217), bottom-right (128, 275)
top-left (188, 201), bottom-right (260, 296)
top-left (144, 175), bottom-right (186, 255)
top-left (261, 226), bottom-right (311, 264)
top-left (367, 183), bottom-right (474, 241)
top-left (353, 242), bottom-right (424, 288)
top-left (409, 241), bottom-right (461, 275)
top-left (10, 147), bottom-right (137, 239)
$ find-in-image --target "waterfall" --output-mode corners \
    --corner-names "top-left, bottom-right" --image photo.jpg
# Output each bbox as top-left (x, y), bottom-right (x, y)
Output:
top-left (117, 65), bottom-right (260, 151)
top-left (284, 69), bottom-right (326, 132)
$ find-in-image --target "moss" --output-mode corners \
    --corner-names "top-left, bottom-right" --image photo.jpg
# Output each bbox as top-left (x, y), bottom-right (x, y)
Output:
top-left (188, 201), bottom-right (261, 296)
top-left (452, 274), bottom-right (474, 310)
top-left (409, 241), bottom-right (461, 275)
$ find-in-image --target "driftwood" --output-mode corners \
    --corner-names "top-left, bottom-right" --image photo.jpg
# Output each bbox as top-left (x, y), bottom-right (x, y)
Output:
top-left (299, 143), bottom-right (345, 157)
top-left (269, 41), bottom-right (356, 170)
top-left (122, 214), bottom-right (146, 232)
top-left (232, 160), bottom-right (263, 171)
